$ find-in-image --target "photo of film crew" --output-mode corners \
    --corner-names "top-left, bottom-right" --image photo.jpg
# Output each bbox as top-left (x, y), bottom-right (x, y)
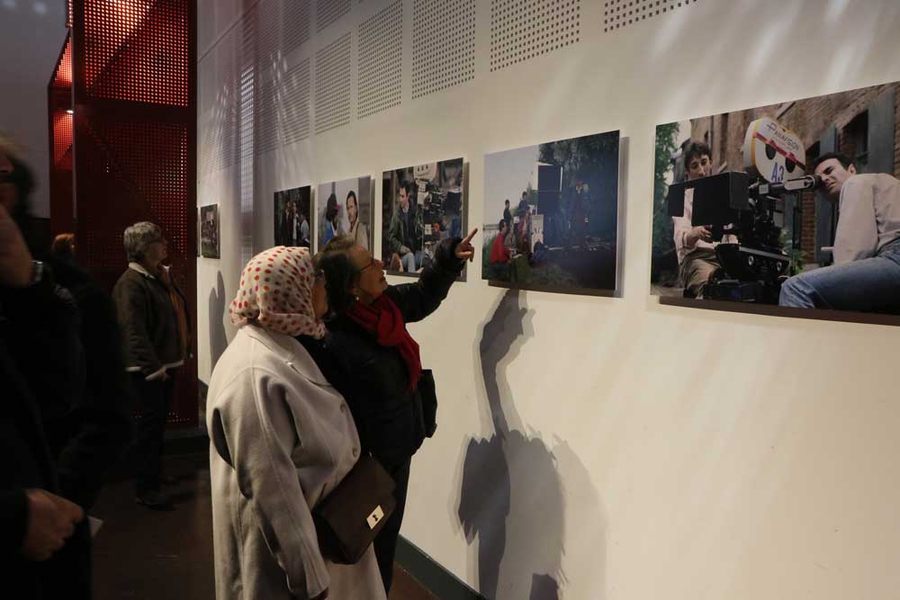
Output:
top-left (482, 130), bottom-right (620, 294)
top-left (381, 158), bottom-right (465, 276)
top-left (274, 186), bottom-right (312, 249)
top-left (652, 80), bottom-right (900, 318)
top-left (316, 176), bottom-right (372, 252)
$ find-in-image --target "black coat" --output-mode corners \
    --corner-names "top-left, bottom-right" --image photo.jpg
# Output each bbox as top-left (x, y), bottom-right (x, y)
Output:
top-left (0, 270), bottom-right (77, 598)
top-left (324, 239), bottom-right (464, 467)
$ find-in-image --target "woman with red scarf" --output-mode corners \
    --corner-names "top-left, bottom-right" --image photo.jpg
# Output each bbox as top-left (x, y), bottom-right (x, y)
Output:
top-left (315, 228), bottom-right (477, 593)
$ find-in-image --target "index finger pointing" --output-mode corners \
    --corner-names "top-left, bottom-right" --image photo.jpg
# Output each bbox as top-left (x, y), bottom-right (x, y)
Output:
top-left (461, 228), bottom-right (479, 244)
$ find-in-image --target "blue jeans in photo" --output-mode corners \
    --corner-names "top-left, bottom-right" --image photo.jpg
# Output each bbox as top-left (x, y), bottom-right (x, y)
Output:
top-left (779, 238), bottom-right (900, 314)
top-left (402, 250), bottom-right (423, 273)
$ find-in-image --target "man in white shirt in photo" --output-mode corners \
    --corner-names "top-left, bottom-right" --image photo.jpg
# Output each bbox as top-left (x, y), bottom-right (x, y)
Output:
top-left (779, 153), bottom-right (900, 313)
top-left (672, 141), bottom-right (721, 298)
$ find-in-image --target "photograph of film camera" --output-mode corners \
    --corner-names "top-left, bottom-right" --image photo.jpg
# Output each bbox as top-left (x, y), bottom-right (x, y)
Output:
top-left (667, 118), bottom-right (821, 303)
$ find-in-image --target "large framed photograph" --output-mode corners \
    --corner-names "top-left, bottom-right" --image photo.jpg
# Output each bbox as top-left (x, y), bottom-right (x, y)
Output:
top-left (381, 158), bottom-right (466, 276)
top-left (315, 177), bottom-right (372, 252)
top-left (651, 81), bottom-right (900, 323)
top-left (200, 204), bottom-right (220, 259)
top-left (274, 185), bottom-right (312, 248)
top-left (482, 131), bottom-right (620, 294)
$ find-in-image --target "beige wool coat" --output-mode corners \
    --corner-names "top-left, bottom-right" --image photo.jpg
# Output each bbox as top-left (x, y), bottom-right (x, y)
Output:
top-left (206, 323), bottom-right (385, 600)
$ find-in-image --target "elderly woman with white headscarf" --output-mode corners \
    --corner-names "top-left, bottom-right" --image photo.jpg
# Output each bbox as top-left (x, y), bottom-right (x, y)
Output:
top-left (206, 246), bottom-right (385, 600)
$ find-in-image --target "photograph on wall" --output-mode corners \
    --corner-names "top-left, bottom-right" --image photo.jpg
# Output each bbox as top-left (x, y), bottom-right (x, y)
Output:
top-left (651, 81), bottom-right (900, 320)
top-left (482, 131), bottom-right (620, 293)
top-left (200, 204), bottom-right (220, 259)
top-left (315, 176), bottom-right (372, 252)
top-left (274, 185), bottom-right (312, 248)
top-left (381, 158), bottom-right (466, 276)
top-left (196, 207), bottom-right (200, 257)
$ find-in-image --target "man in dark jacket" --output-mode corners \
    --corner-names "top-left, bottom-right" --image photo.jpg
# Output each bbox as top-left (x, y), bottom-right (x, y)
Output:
top-left (113, 222), bottom-right (188, 510)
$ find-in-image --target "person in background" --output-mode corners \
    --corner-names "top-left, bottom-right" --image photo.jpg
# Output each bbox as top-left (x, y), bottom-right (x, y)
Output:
top-left (386, 181), bottom-right (424, 273)
top-left (672, 141), bottom-right (722, 298)
top-left (207, 246), bottom-right (385, 600)
top-left (779, 153), bottom-right (900, 313)
top-left (113, 222), bottom-right (188, 510)
top-left (51, 233), bottom-right (76, 261)
top-left (322, 193), bottom-right (342, 246)
top-left (315, 227), bottom-right (477, 593)
top-left (346, 190), bottom-right (369, 250)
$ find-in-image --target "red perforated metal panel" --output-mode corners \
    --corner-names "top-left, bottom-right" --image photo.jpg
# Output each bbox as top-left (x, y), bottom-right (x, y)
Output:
top-left (71, 0), bottom-right (197, 428)
top-left (48, 33), bottom-right (74, 236)
top-left (83, 0), bottom-right (189, 107)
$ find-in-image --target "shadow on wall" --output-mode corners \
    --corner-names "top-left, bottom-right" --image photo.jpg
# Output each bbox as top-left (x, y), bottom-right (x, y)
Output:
top-left (208, 271), bottom-right (229, 372)
top-left (457, 290), bottom-right (606, 600)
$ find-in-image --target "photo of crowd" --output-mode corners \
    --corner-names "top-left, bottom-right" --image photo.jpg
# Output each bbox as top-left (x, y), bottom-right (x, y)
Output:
top-left (316, 176), bottom-right (372, 252)
top-left (381, 158), bottom-right (465, 275)
top-left (482, 131), bottom-right (620, 293)
top-left (651, 81), bottom-right (900, 317)
top-left (273, 185), bottom-right (311, 249)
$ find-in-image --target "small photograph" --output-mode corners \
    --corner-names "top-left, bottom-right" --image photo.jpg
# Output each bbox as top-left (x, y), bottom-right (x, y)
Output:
top-left (200, 204), bottom-right (220, 259)
top-left (196, 207), bottom-right (200, 257)
top-left (482, 131), bottom-right (620, 293)
top-left (274, 185), bottom-right (312, 248)
top-left (381, 158), bottom-right (465, 276)
top-left (651, 81), bottom-right (900, 320)
top-left (315, 176), bottom-right (372, 252)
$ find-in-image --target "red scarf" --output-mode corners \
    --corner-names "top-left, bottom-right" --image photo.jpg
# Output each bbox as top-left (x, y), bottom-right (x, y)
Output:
top-left (346, 294), bottom-right (422, 390)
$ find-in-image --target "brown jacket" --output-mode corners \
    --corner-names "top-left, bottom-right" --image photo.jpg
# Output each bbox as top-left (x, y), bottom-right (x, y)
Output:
top-left (112, 264), bottom-right (186, 379)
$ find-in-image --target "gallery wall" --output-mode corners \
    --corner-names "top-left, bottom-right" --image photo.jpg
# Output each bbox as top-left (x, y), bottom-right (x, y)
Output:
top-left (197, 1), bottom-right (900, 598)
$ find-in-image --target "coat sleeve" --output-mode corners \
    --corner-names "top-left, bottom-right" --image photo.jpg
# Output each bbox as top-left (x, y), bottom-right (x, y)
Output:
top-left (389, 237), bottom-right (466, 323)
top-left (209, 369), bottom-right (330, 599)
top-left (386, 211), bottom-right (404, 255)
top-left (114, 277), bottom-right (164, 377)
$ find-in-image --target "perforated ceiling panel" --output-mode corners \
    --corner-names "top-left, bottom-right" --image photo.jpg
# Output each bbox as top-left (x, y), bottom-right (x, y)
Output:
top-left (358, 1), bottom-right (402, 119)
top-left (315, 33), bottom-right (352, 135)
top-left (316, 0), bottom-right (351, 33)
top-left (604, 0), bottom-right (698, 32)
top-left (284, 58), bottom-right (312, 144)
top-left (412, 0), bottom-right (476, 99)
top-left (257, 76), bottom-right (280, 154)
top-left (491, 0), bottom-right (580, 72)
top-left (83, 0), bottom-right (189, 106)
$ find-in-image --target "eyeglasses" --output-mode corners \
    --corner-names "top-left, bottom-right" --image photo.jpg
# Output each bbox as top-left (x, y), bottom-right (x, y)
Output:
top-left (314, 269), bottom-right (325, 282)
top-left (355, 256), bottom-right (376, 273)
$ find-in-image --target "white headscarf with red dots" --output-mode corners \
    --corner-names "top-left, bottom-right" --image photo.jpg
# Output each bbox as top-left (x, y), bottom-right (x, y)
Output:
top-left (229, 246), bottom-right (326, 339)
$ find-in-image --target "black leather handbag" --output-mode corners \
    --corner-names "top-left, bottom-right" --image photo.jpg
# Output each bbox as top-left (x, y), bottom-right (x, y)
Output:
top-left (313, 454), bottom-right (396, 564)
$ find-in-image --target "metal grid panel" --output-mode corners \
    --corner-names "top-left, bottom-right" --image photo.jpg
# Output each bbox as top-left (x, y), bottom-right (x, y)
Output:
top-left (412, 0), bottom-right (476, 100)
top-left (358, 0), bottom-right (402, 119)
top-left (603, 0), bottom-right (699, 32)
top-left (314, 32), bottom-right (352, 135)
top-left (316, 0), bottom-right (351, 33)
top-left (284, 57), bottom-right (312, 144)
top-left (84, 0), bottom-right (189, 106)
top-left (490, 0), bottom-right (580, 72)
top-left (52, 37), bottom-right (73, 88)
top-left (73, 0), bottom-right (197, 427)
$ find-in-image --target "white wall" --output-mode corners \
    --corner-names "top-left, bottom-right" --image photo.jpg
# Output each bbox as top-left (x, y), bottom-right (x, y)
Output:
top-left (197, 1), bottom-right (900, 598)
top-left (0, 0), bottom-right (69, 218)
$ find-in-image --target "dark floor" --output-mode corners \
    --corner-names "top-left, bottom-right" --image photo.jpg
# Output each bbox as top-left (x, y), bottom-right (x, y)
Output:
top-left (92, 453), bottom-right (435, 599)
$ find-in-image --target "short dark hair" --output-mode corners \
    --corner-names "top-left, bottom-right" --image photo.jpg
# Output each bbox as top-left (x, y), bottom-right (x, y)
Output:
top-left (315, 234), bottom-right (361, 315)
top-left (812, 152), bottom-right (853, 171)
top-left (498, 219), bottom-right (506, 231)
top-left (505, 199), bottom-right (510, 206)
top-left (345, 190), bottom-right (357, 208)
top-left (325, 193), bottom-right (339, 221)
top-left (683, 141), bottom-right (712, 172)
